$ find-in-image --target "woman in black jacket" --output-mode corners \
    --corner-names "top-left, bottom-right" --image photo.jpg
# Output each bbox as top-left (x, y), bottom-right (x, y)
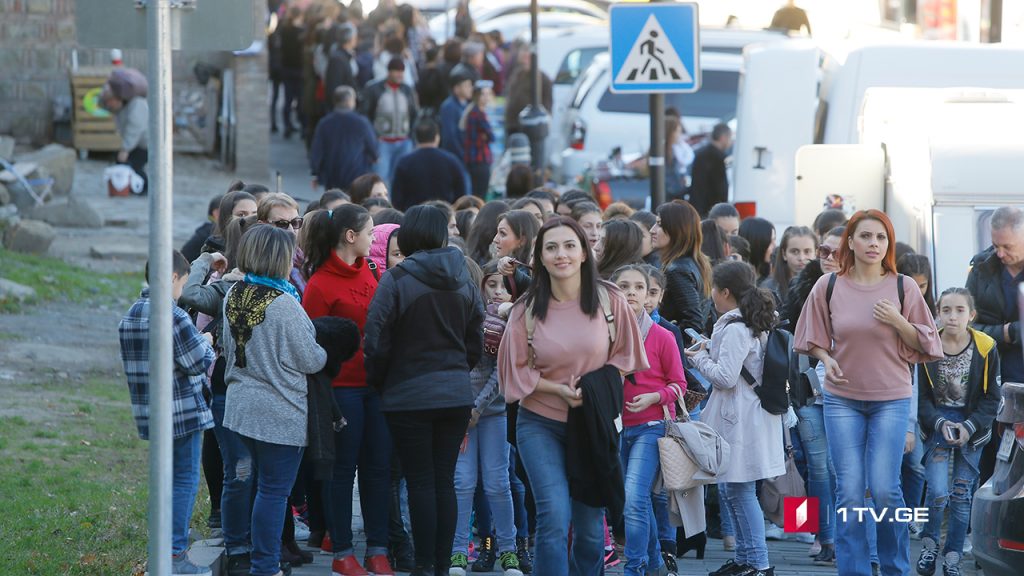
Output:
top-left (364, 205), bottom-right (486, 576)
top-left (650, 200), bottom-right (712, 343)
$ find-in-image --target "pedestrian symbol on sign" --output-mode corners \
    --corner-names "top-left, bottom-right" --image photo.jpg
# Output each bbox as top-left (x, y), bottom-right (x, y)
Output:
top-left (614, 14), bottom-right (693, 86)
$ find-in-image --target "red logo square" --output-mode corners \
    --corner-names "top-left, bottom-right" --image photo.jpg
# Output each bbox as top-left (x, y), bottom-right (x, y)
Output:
top-left (784, 497), bottom-right (820, 533)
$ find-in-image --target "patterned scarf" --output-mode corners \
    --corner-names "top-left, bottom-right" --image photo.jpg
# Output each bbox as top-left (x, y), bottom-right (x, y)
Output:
top-left (245, 273), bottom-right (301, 303)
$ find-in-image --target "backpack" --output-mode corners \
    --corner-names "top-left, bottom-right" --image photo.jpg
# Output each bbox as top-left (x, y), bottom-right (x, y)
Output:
top-left (738, 325), bottom-right (793, 416)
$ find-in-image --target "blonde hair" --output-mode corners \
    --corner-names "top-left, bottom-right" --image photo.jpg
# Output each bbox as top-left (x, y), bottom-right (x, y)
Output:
top-left (236, 225), bottom-right (294, 279)
top-left (257, 192), bottom-right (299, 222)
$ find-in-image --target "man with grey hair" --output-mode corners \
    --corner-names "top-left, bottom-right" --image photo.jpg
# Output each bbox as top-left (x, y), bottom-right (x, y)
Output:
top-left (966, 206), bottom-right (1023, 484)
top-left (309, 86), bottom-right (378, 191)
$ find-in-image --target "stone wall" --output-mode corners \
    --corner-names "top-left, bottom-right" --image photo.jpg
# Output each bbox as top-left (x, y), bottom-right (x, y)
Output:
top-left (0, 0), bottom-right (266, 170)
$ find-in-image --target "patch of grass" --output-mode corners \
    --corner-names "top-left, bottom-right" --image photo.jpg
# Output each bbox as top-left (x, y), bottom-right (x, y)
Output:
top-left (0, 374), bottom-right (211, 575)
top-left (0, 248), bottom-right (142, 313)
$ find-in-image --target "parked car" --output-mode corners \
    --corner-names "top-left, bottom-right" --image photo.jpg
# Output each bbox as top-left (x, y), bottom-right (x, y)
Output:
top-left (555, 51), bottom-right (741, 184)
top-left (971, 364), bottom-right (1024, 576)
top-left (475, 12), bottom-right (606, 50)
top-left (428, 0), bottom-right (607, 42)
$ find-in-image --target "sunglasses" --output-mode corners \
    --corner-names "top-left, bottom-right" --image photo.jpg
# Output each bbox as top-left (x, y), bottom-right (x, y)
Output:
top-left (818, 246), bottom-right (838, 260)
top-left (271, 217), bottom-right (304, 230)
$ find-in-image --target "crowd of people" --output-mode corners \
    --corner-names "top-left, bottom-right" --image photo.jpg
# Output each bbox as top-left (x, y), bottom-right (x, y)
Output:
top-left (112, 3), bottom-right (1016, 576)
top-left (121, 156), bottom-right (1018, 576)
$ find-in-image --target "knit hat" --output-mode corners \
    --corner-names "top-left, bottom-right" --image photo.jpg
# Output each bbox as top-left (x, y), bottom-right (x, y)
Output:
top-left (507, 133), bottom-right (531, 165)
top-left (369, 223), bottom-right (400, 270)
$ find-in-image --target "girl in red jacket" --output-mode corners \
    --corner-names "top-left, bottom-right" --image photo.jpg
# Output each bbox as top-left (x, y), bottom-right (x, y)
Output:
top-left (302, 204), bottom-right (394, 576)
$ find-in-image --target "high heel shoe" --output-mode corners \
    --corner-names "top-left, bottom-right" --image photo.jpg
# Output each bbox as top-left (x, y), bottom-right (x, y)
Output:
top-left (676, 530), bottom-right (707, 560)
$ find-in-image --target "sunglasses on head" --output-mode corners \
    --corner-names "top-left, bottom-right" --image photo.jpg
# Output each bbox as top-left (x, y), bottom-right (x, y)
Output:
top-left (271, 217), bottom-right (304, 230)
top-left (818, 245), bottom-right (838, 259)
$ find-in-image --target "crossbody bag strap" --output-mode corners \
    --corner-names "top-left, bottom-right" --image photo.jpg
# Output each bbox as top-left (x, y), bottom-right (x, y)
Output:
top-left (524, 303), bottom-right (536, 370)
top-left (597, 284), bottom-right (616, 344)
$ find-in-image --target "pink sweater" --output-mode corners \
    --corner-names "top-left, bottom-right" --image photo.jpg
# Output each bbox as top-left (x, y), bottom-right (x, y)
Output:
top-left (794, 273), bottom-right (942, 401)
top-left (623, 322), bottom-right (686, 428)
top-left (498, 286), bottom-right (650, 423)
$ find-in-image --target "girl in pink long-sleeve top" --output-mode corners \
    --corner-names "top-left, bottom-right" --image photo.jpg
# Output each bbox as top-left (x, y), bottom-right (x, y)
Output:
top-left (610, 264), bottom-right (686, 576)
top-left (793, 209), bottom-right (941, 576)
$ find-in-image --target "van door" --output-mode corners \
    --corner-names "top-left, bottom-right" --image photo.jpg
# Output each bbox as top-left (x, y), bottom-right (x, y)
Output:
top-left (793, 144), bottom-right (885, 228)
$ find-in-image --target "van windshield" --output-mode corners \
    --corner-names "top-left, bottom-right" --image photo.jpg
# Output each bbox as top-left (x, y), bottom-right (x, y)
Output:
top-left (595, 69), bottom-right (740, 120)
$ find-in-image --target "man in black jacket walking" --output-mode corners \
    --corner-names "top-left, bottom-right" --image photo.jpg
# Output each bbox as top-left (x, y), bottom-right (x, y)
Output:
top-left (966, 206), bottom-right (1024, 483)
top-left (687, 123), bottom-right (732, 217)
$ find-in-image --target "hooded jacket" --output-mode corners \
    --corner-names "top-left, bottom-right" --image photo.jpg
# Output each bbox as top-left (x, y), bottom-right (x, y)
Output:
top-left (363, 246), bottom-right (485, 412)
top-left (369, 223), bottom-right (400, 271)
top-left (918, 327), bottom-right (1002, 448)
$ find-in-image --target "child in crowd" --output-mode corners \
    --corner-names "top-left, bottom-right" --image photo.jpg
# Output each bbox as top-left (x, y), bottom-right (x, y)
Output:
top-left (118, 250), bottom-right (215, 576)
top-left (450, 262), bottom-right (523, 576)
top-left (916, 288), bottom-right (1001, 576)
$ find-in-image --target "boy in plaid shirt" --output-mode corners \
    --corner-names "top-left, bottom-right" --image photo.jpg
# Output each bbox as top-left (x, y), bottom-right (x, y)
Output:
top-left (118, 250), bottom-right (215, 576)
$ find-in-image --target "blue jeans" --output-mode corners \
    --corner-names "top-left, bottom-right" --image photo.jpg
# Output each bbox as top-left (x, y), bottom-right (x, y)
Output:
top-left (721, 481), bottom-right (769, 570)
top-left (824, 393), bottom-right (911, 576)
top-left (517, 409), bottom-right (605, 576)
top-left (620, 422), bottom-right (664, 576)
top-left (172, 431), bottom-right (203, 556)
top-left (796, 403), bottom-right (838, 544)
top-left (375, 138), bottom-right (414, 187)
top-left (454, 414), bottom-right (517, 553)
top-left (241, 437), bottom-right (303, 576)
top-left (509, 444), bottom-right (530, 537)
top-left (902, 428), bottom-right (926, 509)
top-left (212, 393), bottom-right (254, 555)
top-left (717, 483), bottom-right (736, 538)
top-left (922, 409), bottom-right (982, 556)
top-left (651, 490), bottom-right (676, 547)
top-left (329, 387), bottom-right (392, 557)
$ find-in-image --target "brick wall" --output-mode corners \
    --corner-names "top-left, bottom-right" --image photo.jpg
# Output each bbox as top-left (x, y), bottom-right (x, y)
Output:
top-left (0, 0), bottom-right (264, 159)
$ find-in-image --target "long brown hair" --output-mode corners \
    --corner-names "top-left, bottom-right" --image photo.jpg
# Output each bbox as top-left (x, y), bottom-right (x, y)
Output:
top-left (525, 217), bottom-right (601, 322)
top-left (657, 200), bottom-right (711, 296)
top-left (838, 209), bottom-right (897, 276)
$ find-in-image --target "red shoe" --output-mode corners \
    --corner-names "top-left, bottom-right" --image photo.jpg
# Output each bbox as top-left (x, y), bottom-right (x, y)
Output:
top-left (363, 554), bottom-right (395, 576)
top-left (331, 555), bottom-right (369, 576)
top-left (321, 532), bottom-right (333, 555)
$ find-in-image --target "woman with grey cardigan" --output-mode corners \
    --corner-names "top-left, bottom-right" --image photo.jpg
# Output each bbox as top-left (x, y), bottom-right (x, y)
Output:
top-left (222, 225), bottom-right (326, 576)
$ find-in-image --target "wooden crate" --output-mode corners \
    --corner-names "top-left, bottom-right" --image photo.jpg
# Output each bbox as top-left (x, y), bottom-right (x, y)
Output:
top-left (70, 67), bottom-right (121, 153)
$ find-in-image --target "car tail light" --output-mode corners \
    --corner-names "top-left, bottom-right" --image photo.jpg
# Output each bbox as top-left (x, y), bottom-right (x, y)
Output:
top-left (1016, 423), bottom-right (1024, 449)
top-left (593, 180), bottom-right (612, 210)
top-left (735, 202), bottom-right (757, 219)
top-left (570, 119), bottom-right (587, 151)
top-left (998, 538), bottom-right (1024, 551)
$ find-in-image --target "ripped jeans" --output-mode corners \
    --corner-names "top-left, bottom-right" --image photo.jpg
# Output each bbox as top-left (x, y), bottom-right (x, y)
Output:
top-left (212, 393), bottom-right (254, 555)
top-left (922, 408), bottom-right (982, 556)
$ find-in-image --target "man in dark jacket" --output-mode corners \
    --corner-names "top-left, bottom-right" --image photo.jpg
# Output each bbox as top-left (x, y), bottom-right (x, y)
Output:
top-left (440, 70), bottom-right (474, 165)
top-left (391, 118), bottom-right (467, 211)
top-left (324, 23), bottom-right (358, 101)
top-left (966, 206), bottom-right (1024, 484)
top-left (687, 123), bottom-right (732, 217)
top-left (309, 86), bottom-right (378, 191)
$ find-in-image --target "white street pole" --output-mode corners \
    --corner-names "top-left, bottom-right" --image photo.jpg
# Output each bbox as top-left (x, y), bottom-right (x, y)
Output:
top-left (146, 0), bottom-right (174, 574)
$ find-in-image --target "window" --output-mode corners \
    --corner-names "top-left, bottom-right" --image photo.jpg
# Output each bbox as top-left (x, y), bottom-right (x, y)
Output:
top-left (555, 48), bottom-right (605, 85)
top-left (596, 69), bottom-right (740, 120)
top-left (570, 63), bottom-right (605, 109)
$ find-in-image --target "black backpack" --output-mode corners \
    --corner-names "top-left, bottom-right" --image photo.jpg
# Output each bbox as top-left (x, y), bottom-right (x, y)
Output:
top-left (739, 326), bottom-right (793, 415)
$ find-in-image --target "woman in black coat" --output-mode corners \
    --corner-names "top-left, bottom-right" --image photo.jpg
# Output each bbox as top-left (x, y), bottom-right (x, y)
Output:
top-left (650, 200), bottom-right (712, 343)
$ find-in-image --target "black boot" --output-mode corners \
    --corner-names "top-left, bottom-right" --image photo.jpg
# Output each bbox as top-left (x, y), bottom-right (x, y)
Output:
top-left (472, 535), bottom-right (496, 572)
top-left (515, 536), bottom-right (532, 574)
top-left (677, 530), bottom-right (706, 560)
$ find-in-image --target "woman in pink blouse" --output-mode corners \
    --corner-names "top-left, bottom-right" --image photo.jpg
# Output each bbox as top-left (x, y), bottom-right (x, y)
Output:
top-left (498, 217), bottom-right (649, 576)
top-left (794, 210), bottom-right (941, 576)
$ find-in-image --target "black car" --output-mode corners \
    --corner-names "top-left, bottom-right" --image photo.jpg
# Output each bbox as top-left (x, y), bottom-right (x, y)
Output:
top-left (970, 380), bottom-right (1024, 576)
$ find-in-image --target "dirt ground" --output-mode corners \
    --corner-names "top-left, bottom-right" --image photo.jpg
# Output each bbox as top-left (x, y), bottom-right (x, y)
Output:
top-left (0, 153), bottom-right (245, 392)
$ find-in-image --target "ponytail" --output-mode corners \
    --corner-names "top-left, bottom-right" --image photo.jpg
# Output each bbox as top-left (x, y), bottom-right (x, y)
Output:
top-left (300, 204), bottom-right (372, 278)
top-left (712, 260), bottom-right (776, 334)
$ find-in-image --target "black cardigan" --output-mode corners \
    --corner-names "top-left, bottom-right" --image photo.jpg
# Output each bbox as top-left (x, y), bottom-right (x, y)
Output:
top-left (567, 364), bottom-right (626, 524)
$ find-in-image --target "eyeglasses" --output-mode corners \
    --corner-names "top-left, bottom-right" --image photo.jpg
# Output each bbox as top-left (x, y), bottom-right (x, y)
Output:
top-left (818, 246), bottom-right (838, 260)
top-left (271, 217), bottom-right (304, 230)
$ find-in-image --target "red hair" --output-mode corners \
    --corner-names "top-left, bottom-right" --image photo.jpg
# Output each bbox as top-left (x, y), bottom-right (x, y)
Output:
top-left (838, 209), bottom-right (897, 275)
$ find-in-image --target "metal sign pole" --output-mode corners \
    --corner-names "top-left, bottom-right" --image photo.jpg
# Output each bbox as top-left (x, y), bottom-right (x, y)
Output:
top-left (650, 93), bottom-right (666, 208)
top-left (146, 1), bottom-right (174, 574)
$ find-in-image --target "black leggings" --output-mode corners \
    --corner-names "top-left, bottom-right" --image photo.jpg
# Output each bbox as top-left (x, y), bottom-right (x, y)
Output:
top-left (386, 407), bottom-right (471, 570)
top-left (202, 428), bottom-right (222, 513)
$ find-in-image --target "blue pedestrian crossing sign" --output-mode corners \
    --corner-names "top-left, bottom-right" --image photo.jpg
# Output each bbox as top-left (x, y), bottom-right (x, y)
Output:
top-left (610, 3), bottom-right (700, 94)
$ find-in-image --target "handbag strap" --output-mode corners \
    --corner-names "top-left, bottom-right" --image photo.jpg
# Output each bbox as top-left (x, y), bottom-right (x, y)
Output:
top-left (783, 423), bottom-right (794, 453)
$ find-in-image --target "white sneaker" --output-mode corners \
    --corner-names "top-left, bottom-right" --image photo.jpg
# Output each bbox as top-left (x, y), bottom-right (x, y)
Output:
top-left (786, 531), bottom-right (815, 544)
top-left (294, 517), bottom-right (311, 541)
top-left (171, 554), bottom-right (212, 576)
top-left (962, 538), bottom-right (973, 557)
top-left (808, 539), bottom-right (822, 556)
top-left (764, 522), bottom-right (784, 541)
top-left (908, 522), bottom-right (923, 540)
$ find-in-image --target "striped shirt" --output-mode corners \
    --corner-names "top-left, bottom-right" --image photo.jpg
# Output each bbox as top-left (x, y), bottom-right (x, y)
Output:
top-left (118, 289), bottom-right (215, 440)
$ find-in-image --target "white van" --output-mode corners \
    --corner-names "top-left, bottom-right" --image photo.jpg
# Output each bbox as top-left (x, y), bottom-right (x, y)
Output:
top-left (731, 42), bottom-right (1024, 230)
